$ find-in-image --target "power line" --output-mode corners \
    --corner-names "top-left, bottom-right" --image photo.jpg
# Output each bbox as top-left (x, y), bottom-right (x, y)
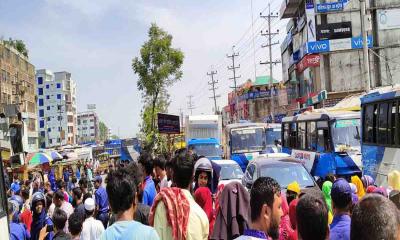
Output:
top-left (207, 70), bottom-right (220, 114)
top-left (260, 4), bottom-right (281, 120)
top-left (187, 95), bottom-right (195, 115)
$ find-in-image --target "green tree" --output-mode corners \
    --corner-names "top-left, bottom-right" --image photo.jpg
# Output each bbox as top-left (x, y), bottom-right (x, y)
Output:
top-left (132, 23), bottom-right (184, 151)
top-left (4, 38), bottom-right (29, 58)
top-left (99, 121), bottom-right (109, 142)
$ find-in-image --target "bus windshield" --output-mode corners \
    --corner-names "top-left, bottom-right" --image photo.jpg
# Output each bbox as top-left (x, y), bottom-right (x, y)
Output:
top-left (231, 127), bottom-right (266, 153)
top-left (331, 119), bottom-right (361, 152)
top-left (189, 143), bottom-right (221, 157)
top-left (266, 128), bottom-right (281, 145)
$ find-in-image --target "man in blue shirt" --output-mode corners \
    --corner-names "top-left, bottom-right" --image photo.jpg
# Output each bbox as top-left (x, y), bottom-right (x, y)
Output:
top-left (9, 175), bottom-right (20, 196)
top-left (8, 199), bottom-right (30, 240)
top-left (94, 175), bottom-right (109, 228)
top-left (138, 153), bottom-right (156, 207)
top-left (330, 178), bottom-right (352, 240)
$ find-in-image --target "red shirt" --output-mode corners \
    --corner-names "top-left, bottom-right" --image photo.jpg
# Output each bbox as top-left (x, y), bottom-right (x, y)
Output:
top-left (19, 210), bottom-right (32, 233)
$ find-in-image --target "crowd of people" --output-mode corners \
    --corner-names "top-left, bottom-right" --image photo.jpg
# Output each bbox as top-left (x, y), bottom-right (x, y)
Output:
top-left (5, 150), bottom-right (400, 240)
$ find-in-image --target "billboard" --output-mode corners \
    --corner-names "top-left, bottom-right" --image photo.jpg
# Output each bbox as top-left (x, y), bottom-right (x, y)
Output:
top-left (305, 36), bottom-right (373, 54)
top-left (317, 22), bottom-right (352, 40)
top-left (378, 9), bottom-right (400, 30)
top-left (306, 0), bottom-right (316, 42)
top-left (157, 113), bottom-right (180, 134)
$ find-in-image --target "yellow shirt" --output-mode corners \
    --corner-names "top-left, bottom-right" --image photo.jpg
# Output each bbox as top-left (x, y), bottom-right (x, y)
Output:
top-left (153, 189), bottom-right (209, 240)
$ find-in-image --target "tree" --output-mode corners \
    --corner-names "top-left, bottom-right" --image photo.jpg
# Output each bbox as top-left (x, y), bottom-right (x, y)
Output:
top-left (3, 38), bottom-right (29, 58)
top-left (99, 121), bottom-right (109, 142)
top-left (132, 23), bottom-right (184, 151)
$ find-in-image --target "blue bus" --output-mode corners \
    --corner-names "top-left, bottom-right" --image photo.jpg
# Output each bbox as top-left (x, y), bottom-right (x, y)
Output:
top-left (281, 111), bottom-right (362, 178)
top-left (225, 123), bottom-right (281, 171)
top-left (361, 87), bottom-right (400, 186)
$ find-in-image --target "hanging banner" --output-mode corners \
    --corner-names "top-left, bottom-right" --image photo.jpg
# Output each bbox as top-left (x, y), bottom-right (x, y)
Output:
top-left (306, 0), bottom-right (316, 42)
top-left (316, 22), bottom-right (352, 40)
top-left (296, 54), bottom-right (321, 73)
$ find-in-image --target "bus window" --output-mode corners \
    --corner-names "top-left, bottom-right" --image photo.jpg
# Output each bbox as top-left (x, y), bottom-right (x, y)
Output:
top-left (298, 122), bottom-right (306, 150)
top-left (307, 121), bottom-right (317, 151)
top-left (289, 123), bottom-right (297, 148)
top-left (378, 103), bottom-right (389, 144)
top-left (390, 102), bottom-right (398, 145)
top-left (283, 124), bottom-right (289, 147)
top-left (364, 104), bottom-right (376, 143)
top-left (317, 121), bottom-right (330, 152)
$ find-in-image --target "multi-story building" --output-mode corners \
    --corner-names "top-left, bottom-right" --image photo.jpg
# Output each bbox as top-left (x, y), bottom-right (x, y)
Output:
top-left (0, 41), bottom-right (38, 153)
top-left (77, 111), bottom-right (99, 143)
top-left (36, 70), bottom-right (77, 148)
top-left (280, 0), bottom-right (400, 114)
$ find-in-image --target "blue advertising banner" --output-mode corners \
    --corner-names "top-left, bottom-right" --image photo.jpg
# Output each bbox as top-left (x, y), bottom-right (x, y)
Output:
top-left (316, 2), bottom-right (344, 13)
top-left (351, 36), bottom-right (374, 49)
top-left (307, 40), bottom-right (330, 53)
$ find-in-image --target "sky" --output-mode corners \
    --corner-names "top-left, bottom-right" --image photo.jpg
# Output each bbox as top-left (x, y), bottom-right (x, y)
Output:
top-left (0, 0), bottom-right (286, 138)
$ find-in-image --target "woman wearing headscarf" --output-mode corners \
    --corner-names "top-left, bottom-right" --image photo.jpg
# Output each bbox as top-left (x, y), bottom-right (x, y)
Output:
top-left (351, 175), bottom-right (365, 199)
top-left (279, 195), bottom-right (295, 240)
top-left (194, 187), bottom-right (215, 238)
top-left (388, 170), bottom-right (400, 191)
top-left (288, 199), bottom-right (298, 240)
top-left (322, 181), bottom-right (333, 224)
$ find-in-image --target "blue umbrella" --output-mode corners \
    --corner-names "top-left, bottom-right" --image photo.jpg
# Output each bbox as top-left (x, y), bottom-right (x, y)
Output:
top-left (49, 151), bottom-right (63, 160)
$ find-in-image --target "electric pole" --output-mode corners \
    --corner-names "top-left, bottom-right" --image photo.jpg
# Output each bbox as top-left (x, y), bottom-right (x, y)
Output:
top-left (178, 107), bottom-right (184, 129)
top-left (227, 47), bottom-right (241, 122)
top-left (360, 0), bottom-right (371, 92)
top-left (260, 4), bottom-right (281, 122)
top-left (207, 70), bottom-right (220, 114)
top-left (187, 95), bottom-right (195, 115)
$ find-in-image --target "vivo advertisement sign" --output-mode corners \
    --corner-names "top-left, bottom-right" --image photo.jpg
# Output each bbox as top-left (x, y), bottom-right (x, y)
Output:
top-left (307, 40), bottom-right (330, 53)
top-left (305, 36), bottom-right (373, 54)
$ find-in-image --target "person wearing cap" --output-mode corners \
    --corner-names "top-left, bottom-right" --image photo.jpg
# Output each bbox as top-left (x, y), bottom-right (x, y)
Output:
top-left (93, 175), bottom-right (109, 228)
top-left (81, 197), bottom-right (105, 240)
top-left (8, 199), bottom-right (30, 240)
top-left (286, 181), bottom-right (300, 205)
top-left (330, 178), bottom-right (352, 240)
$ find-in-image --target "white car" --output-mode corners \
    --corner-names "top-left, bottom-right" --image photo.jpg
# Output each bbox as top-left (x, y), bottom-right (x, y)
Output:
top-left (212, 160), bottom-right (244, 186)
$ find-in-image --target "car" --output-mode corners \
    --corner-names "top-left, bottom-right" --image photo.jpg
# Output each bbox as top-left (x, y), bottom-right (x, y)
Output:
top-left (212, 160), bottom-right (244, 186)
top-left (242, 156), bottom-right (318, 192)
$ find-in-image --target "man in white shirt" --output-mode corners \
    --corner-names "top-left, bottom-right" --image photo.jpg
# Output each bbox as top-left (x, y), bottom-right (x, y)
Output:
top-left (81, 198), bottom-right (105, 240)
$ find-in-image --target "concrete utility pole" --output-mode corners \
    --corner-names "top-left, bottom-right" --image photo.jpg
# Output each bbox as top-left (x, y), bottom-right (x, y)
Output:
top-left (360, 0), bottom-right (371, 92)
top-left (260, 4), bottom-right (280, 122)
top-left (187, 95), bottom-right (195, 115)
top-left (178, 107), bottom-right (184, 129)
top-left (207, 70), bottom-right (220, 114)
top-left (227, 47), bottom-right (241, 122)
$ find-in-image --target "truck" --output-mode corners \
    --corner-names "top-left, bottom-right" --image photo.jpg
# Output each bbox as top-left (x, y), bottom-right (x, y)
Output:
top-left (185, 115), bottom-right (223, 160)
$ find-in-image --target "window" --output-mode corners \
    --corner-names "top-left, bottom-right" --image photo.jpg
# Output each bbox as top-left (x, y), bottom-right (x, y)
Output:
top-left (39, 120), bottom-right (44, 128)
top-left (40, 131), bottom-right (45, 137)
top-left (39, 99), bottom-right (44, 106)
top-left (289, 123), bottom-right (297, 148)
top-left (57, 94), bottom-right (62, 100)
top-left (363, 104), bottom-right (377, 143)
top-left (49, 139), bottom-right (53, 144)
top-left (317, 121), bottom-right (330, 152)
top-left (90, 126), bottom-right (95, 129)
top-left (57, 105), bottom-right (61, 111)
top-left (390, 102), bottom-right (399, 145)
top-left (57, 83), bottom-right (61, 88)
top-left (57, 116), bottom-right (63, 121)
top-left (298, 122), bottom-right (306, 149)
top-left (46, 84), bottom-right (49, 89)
top-left (58, 127), bottom-right (62, 131)
top-left (47, 106), bottom-right (50, 110)
top-left (38, 88), bottom-right (43, 96)
top-left (283, 124), bottom-right (289, 147)
top-left (307, 121), bottom-right (317, 151)
top-left (37, 77), bottom-right (43, 85)
top-left (47, 117), bottom-right (50, 121)
top-left (48, 128), bottom-right (51, 132)
top-left (377, 103), bottom-right (389, 144)
top-left (246, 164), bottom-right (256, 181)
top-left (46, 95), bottom-right (50, 100)
top-left (39, 109), bottom-right (44, 117)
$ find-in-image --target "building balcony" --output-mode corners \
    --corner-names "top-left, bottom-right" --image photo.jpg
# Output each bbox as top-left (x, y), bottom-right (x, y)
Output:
top-left (280, 0), bottom-right (302, 19)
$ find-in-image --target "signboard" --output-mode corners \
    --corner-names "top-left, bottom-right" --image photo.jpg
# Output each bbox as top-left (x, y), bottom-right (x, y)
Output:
top-left (329, 38), bottom-right (352, 51)
top-left (306, 0), bottom-right (316, 42)
top-left (378, 9), bottom-right (400, 30)
top-left (157, 113), bottom-right (180, 134)
top-left (317, 22), bottom-right (352, 40)
top-left (351, 36), bottom-right (373, 49)
top-left (87, 104), bottom-right (96, 110)
top-left (316, 2), bottom-right (344, 13)
top-left (291, 150), bottom-right (317, 172)
top-left (307, 40), bottom-right (330, 53)
top-left (296, 54), bottom-right (321, 73)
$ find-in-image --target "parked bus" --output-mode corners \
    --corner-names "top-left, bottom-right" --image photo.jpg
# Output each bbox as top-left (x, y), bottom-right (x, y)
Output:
top-left (281, 111), bottom-right (362, 178)
top-left (361, 86), bottom-right (400, 186)
top-left (225, 122), bottom-right (281, 171)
